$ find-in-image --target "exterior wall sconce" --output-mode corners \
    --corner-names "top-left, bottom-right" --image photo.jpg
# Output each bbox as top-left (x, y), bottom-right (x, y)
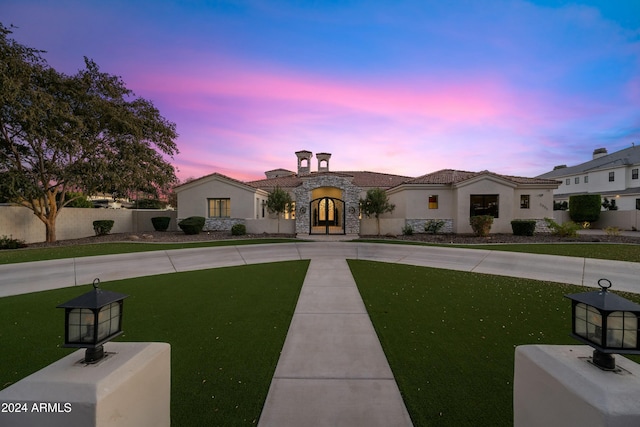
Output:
top-left (57, 279), bottom-right (129, 363)
top-left (565, 278), bottom-right (640, 370)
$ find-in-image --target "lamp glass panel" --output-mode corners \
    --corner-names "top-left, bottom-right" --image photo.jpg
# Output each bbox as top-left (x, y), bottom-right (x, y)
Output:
top-left (575, 303), bottom-right (587, 321)
top-left (97, 302), bottom-right (120, 341)
top-left (574, 303), bottom-right (588, 338)
top-left (605, 311), bottom-right (638, 349)
top-left (606, 311), bottom-right (625, 347)
top-left (68, 308), bottom-right (95, 343)
top-left (586, 305), bottom-right (602, 345)
top-left (110, 302), bottom-right (121, 332)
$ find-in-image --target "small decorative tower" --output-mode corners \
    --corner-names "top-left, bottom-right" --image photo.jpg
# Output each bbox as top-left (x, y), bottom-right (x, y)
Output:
top-left (295, 150), bottom-right (313, 176)
top-left (316, 152), bottom-right (331, 173)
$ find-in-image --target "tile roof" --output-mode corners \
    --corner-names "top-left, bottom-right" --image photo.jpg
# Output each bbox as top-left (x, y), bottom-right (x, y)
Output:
top-left (247, 170), bottom-right (413, 190)
top-left (182, 167), bottom-right (557, 192)
top-left (174, 172), bottom-right (255, 190)
top-left (404, 169), bottom-right (560, 186)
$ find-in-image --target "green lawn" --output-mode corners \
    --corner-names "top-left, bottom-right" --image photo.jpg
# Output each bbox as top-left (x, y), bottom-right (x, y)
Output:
top-left (349, 260), bottom-right (640, 427)
top-left (3, 238), bottom-right (640, 265)
top-left (0, 261), bottom-right (308, 426)
top-left (3, 241), bottom-right (640, 425)
top-left (464, 243), bottom-right (640, 263)
top-left (0, 238), bottom-right (299, 265)
top-left (357, 239), bottom-right (640, 263)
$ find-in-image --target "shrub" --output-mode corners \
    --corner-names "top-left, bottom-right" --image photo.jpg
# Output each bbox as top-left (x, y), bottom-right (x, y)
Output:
top-left (0, 235), bottom-right (27, 250)
top-left (424, 219), bottom-right (445, 234)
top-left (178, 216), bottom-right (205, 235)
top-left (604, 226), bottom-right (621, 236)
top-left (65, 192), bottom-right (93, 208)
top-left (93, 220), bottom-right (115, 236)
top-left (511, 220), bottom-right (536, 236)
top-left (401, 224), bottom-right (413, 236)
top-left (151, 216), bottom-right (171, 231)
top-left (231, 223), bottom-right (246, 236)
top-left (601, 197), bottom-right (618, 211)
top-left (470, 215), bottom-right (493, 237)
top-left (544, 218), bottom-right (580, 238)
top-left (569, 194), bottom-right (601, 222)
top-left (136, 198), bottom-right (165, 209)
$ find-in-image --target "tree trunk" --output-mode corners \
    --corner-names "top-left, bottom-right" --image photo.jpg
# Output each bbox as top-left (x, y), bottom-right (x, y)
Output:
top-left (27, 192), bottom-right (60, 243)
top-left (376, 216), bottom-right (381, 236)
top-left (277, 216), bottom-right (280, 233)
top-left (45, 220), bottom-right (57, 243)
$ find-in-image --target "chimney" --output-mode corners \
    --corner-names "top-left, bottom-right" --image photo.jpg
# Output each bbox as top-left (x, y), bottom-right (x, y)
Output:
top-left (593, 148), bottom-right (608, 159)
top-left (295, 150), bottom-right (312, 176)
top-left (316, 152), bottom-right (331, 172)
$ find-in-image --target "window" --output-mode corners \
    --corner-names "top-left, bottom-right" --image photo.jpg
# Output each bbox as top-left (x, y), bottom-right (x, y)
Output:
top-left (637, 199), bottom-right (640, 210)
top-left (584, 176), bottom-right (589, 183)
top-left (609, 172), bottom-right (615, 182)
top-left (470, 195), bottom-right (499, 218)
top-left (520, 195), bottom-right (530, 209)
top-left (633, 169), bottom-right (639, 180)
top-left (208, 198), bottom-right (230, 218)
top-left (284, 202), bottom-right (296, 219)
top-left (428, 195), bottom-right (438, 209)
top-left (575, 177), bottom-right (579, 184)
top-left (566, 179), bottom-right (570, 185)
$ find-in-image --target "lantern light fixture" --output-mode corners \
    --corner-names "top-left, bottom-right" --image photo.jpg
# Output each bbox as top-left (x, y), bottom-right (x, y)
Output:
top-left (57, 278), bottom-right (129, 363)
top-left (565, 278), bottom-right (640, 370)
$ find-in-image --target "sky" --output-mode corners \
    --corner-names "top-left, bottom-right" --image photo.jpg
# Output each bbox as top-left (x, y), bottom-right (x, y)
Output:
top-left (3, 0), bottom-right (640, 182)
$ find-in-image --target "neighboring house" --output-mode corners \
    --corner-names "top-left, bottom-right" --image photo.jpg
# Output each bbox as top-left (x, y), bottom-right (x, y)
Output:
top-left (537, 146), bottom-right (640, 211)
top-left (175, 150), bottom-right (560, 236)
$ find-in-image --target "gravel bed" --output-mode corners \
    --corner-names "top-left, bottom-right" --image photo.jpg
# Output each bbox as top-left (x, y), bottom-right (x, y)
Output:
top-left (24, 230), bottom-right (640, 249)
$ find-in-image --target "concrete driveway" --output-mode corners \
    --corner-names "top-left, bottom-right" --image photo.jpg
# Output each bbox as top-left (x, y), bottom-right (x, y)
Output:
top-left (1, 242), bottom-right (639, 298)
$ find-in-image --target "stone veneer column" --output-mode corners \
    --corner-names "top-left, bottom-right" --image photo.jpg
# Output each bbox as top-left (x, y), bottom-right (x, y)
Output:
top-left (294, 176), bottom-right (361, 235)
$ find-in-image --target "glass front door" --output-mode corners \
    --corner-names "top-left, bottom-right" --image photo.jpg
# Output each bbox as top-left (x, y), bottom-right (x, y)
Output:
top-left (310, 197), bottom-right (345, 234)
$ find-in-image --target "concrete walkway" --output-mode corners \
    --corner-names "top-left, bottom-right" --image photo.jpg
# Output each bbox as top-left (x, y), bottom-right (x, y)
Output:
top-left (2, 242), bottom-right (640, 426)
top-left (258, 258), bottom-right (412, 426)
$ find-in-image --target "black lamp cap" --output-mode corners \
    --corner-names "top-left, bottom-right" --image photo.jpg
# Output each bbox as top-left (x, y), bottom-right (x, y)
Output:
top-left (57, 279), bottom-right (128, 309)
top-left (565, 289), bottom-right (640, 312)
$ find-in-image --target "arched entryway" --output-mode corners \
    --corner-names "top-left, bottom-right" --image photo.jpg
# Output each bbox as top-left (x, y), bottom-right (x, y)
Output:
top-left (310, 197), bottom-right (345, 235)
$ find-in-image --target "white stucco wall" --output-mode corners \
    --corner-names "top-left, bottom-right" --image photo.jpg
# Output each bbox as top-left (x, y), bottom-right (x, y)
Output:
top-left (388, 187), bottom-right (455, 220)
top-left (176, 177), bottom-right (260, 220)
top-left (513, 188), bottom-right (555, 220)
top-left (0, 205), bottom-right (176, 243)
top-left (453, 178), bottom-right (517, 233)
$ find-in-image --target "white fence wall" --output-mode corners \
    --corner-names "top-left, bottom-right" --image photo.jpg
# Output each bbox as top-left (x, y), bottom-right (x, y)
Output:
top-left (0, 205), bottom-right (177, 243)
top-left (245, 219), bottom-right (295, 234)
top-left (360, 218), bottom-right (406, 236)
top-left (553, 209), bottom-right (640, 230)
top-left (4, 205), bottom-right (639, 244)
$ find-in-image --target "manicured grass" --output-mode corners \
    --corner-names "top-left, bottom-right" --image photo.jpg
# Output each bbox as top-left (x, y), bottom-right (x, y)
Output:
top-left (0, 260), bottom-right (308, 426)
top-left (0, 238), bottom-right (299, 265)
top-left (348, 260), bottom-right (640, 427)
top-left (464, 243), bottom-right (640, 263)
top-left (357, 239), bottom-right (640, 263)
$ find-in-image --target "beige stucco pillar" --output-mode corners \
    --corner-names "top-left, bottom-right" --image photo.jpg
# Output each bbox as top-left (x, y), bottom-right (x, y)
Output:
top-left (0, 342), bottom-right (170, 427)
top-left (514, 345), bottom-right (640, 427)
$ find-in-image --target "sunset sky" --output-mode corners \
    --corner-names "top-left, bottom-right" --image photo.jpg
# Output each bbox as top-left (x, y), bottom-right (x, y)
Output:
top-left (3, 0), bottom-right (639, 182)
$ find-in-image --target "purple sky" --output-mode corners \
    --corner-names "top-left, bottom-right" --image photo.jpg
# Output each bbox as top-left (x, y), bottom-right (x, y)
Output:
top-left (3, 0), bottom-right (639, 182)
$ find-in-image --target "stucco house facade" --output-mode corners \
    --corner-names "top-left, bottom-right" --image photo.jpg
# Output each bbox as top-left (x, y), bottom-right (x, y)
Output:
top-left (537, 146), bottom-right (640, 211)
top-left (176, 150), bottom-right (560, 236)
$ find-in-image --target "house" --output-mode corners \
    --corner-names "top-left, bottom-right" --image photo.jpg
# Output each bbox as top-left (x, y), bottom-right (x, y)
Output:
top-left (537, 146), bottom-right (640, 211)
top-left (175, 150), bottom-right (560, 236)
